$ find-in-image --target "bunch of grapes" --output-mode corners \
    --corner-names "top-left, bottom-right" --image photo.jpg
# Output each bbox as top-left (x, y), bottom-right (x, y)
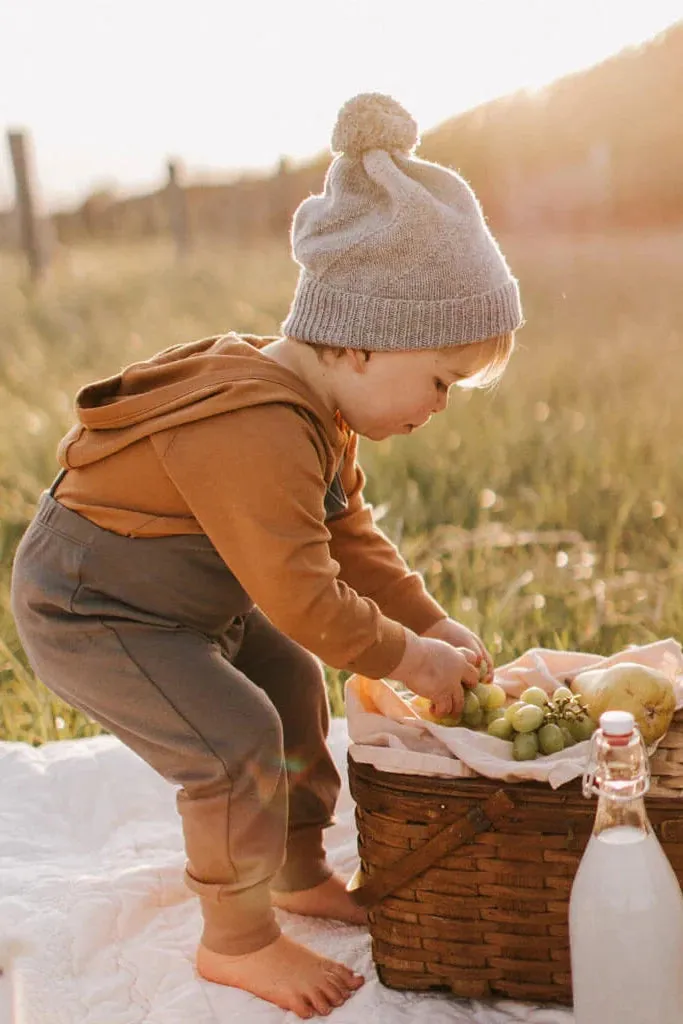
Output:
top-left (410, 670), bottom-right (596, 762)
top-left (410, 662), bottom-right (506, 727)
top-left (485, 685), bottom-right (597, 761)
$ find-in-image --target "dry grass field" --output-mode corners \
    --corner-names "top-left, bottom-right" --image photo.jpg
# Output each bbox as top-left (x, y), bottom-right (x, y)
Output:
top-left (1, 231), bottom-right (682, 742)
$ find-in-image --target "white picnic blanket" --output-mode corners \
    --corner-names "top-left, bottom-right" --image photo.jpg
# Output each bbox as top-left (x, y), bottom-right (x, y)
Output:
top-left (0, 721), bottom-right (574, 1024)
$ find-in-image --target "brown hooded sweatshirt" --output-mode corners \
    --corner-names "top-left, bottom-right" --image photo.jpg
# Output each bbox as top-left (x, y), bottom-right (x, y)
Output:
top-left (54, 333), bottom-right (446, 678)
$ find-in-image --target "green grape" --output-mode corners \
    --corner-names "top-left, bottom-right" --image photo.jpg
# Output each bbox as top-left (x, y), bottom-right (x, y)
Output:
top-left (560, 725), bottom-right (576, 747)
top-left (520, 686), bottom-right (551, 708)
top-left (488, 717), bottom-right (514, 741)
top-left (568, 713), bottom-right (597, 742)
top-left (511, 704), bottom-right (545, 734)
top-left (504, 700), bottom-right (526, 723)
top-left (463, 690), bottom-right (480, 716)
top-left (485, 707), bottom-right (506, 725)
top-left (513, 732), bottom-right (539, 761)
top-left (472, 683), bottom-right (493, 708)
top-left (552, 685), bottom-right (573, 703)
top-left (538, 723), bottom-right (565, 755)
top-left (486, 684), bottom-right (507, 710)
top-left (463, 706), bottom-right (484, 729)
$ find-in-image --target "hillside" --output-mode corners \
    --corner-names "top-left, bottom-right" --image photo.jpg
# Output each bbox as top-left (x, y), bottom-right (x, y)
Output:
top-left (420, 19), bottom-right (683, 229)
top-left (5, 19), bottom-right (680, 247)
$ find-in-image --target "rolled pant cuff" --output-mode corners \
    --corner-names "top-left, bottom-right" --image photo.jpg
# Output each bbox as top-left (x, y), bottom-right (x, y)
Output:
top-left (269, 824), bottom-right (333, 893)
top-left (185, 870), bottom-right (281, 955)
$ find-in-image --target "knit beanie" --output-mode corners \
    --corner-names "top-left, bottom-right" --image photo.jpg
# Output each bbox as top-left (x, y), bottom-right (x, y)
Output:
top-left (282, 93), bottom-right (522, 351)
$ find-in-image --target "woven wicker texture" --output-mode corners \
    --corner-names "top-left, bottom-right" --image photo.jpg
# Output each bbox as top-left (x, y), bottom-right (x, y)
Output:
top-left (348, 708), bottom-right (683, 1004)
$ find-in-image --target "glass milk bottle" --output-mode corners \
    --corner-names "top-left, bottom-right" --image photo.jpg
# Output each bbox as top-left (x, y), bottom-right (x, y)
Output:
top-left (569, 709), bottom-right (683, 1024)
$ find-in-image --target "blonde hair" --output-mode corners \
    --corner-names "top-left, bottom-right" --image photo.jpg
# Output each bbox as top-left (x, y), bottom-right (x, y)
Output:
top-left (292, 330), bottom-right (516, 386)
top-left (455, 331), bottom-right (516, 391)
top-left (299, 340), bottom-right (347, 361)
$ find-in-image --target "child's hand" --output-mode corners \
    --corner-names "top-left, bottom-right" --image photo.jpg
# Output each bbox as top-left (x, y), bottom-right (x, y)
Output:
top-left (421, 617), bottom-right (494, 683)
top-left (389, 631), bottom-right (479, 719)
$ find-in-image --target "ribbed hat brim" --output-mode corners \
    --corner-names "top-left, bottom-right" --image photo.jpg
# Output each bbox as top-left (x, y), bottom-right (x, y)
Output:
top-left (283, 272), bottom-right (523, 350)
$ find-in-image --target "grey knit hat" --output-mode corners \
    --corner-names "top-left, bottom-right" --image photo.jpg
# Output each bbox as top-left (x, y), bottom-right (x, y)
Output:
top-left (282, 93), bottom-right (523, 351)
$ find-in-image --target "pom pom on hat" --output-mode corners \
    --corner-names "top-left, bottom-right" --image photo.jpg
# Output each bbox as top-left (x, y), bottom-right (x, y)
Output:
top-left (331, 92), bottom-right (419, 158)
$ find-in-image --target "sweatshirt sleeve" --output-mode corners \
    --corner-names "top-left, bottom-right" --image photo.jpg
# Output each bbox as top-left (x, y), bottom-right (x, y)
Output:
top-left (328, 432), bottom-right (447, 635)
top-left (155, 404), bottom-right (406, 678)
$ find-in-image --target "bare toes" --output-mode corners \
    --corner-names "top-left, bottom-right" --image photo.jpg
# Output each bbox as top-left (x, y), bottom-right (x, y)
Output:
top-left (321, 980), bottom-right (346, 1007)
top-left (330, 964), bottom-right (364, 989)
top-left (292, 997), bottom-right (315, 1020)
top-left (308, 989), bottom-right (333, 1016)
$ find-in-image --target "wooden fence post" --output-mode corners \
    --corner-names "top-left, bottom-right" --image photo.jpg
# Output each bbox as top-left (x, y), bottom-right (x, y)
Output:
top-left (166, 159), bottom-right (189, 258)
top-left (7, 129), bottom-right (45, 280)
top-left (270, 155), bottom-right (292, 233)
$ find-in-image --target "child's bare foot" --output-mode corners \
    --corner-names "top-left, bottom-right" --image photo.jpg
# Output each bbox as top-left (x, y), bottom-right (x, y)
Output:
top-left (196, 935), bottom-right (364, 1018)
top-left (270, 874), bottom-right (368, 926)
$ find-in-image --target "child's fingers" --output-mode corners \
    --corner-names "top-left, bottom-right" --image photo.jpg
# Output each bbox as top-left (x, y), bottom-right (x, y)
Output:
top-left (457, 646), bottom-right (483, 684)
top-left (430, 697), bottom-right (451, 718)
top-left (459, 646), bottom-right (479, 665)
top-left (467, 634), bottom-right (493, 674)
top-left (462, 660), bottom-right (479, 687)
top-left (458, 630), bottom-right (485, 660)
top-left (453, 648), bottom-right (480, 684)
top-left (431, 686), bottom-right (463, 718)
top-left (468, 640), bottom-right (494, 680)
top-left (459, 645), bottom-right (495, 685)
top-left (482, 650), bottom-right (495, 681)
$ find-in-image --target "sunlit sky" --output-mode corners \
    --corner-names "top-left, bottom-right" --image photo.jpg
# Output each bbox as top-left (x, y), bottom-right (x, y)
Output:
top-left (1, 0), bottom-right (681, 211)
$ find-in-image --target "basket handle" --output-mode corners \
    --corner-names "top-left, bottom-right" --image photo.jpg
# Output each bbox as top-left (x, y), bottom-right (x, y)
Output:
top-left (348, 788), bottom-right (516, 908)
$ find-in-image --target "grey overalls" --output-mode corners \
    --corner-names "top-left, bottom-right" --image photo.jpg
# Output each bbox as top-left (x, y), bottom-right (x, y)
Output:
top-left (10, 470), bottom-right (343, 954)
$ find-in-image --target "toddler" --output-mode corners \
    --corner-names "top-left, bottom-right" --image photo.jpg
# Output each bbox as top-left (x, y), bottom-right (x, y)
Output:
top-left (11, 92), bottom-right (522, 1019)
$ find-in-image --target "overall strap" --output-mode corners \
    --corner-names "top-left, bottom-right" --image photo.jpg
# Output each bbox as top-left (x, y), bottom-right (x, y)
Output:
top-left (48, 468), bottom-right (67, 496)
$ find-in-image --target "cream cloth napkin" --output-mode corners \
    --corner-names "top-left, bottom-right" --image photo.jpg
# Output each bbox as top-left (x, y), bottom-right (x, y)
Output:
top-left (346, 638), bottom-right (683, 789)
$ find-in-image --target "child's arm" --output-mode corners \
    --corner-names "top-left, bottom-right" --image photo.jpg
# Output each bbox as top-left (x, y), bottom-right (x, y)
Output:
top-left (327, 432), bottom-right (447, 633)
top-left (328, 434), bottom-right (494, 677)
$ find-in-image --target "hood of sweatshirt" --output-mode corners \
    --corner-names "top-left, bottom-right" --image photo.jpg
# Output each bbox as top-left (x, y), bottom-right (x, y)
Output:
top-left (58, 333), bottom-right (345, 472)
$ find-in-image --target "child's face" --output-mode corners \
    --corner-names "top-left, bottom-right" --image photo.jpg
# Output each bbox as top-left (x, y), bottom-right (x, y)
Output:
top-left (334, 338), bottom-right (500, 441)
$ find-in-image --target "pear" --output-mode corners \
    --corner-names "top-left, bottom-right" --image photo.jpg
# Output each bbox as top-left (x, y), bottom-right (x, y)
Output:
top-left (570, 661), bottom-right (675, 745)
top-left (410, 695), bottom-right (462, 727)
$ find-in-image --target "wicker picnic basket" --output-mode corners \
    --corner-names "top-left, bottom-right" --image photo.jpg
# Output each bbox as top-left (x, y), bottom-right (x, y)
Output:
top-left (347, 707), bottom-right (683, 1005)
